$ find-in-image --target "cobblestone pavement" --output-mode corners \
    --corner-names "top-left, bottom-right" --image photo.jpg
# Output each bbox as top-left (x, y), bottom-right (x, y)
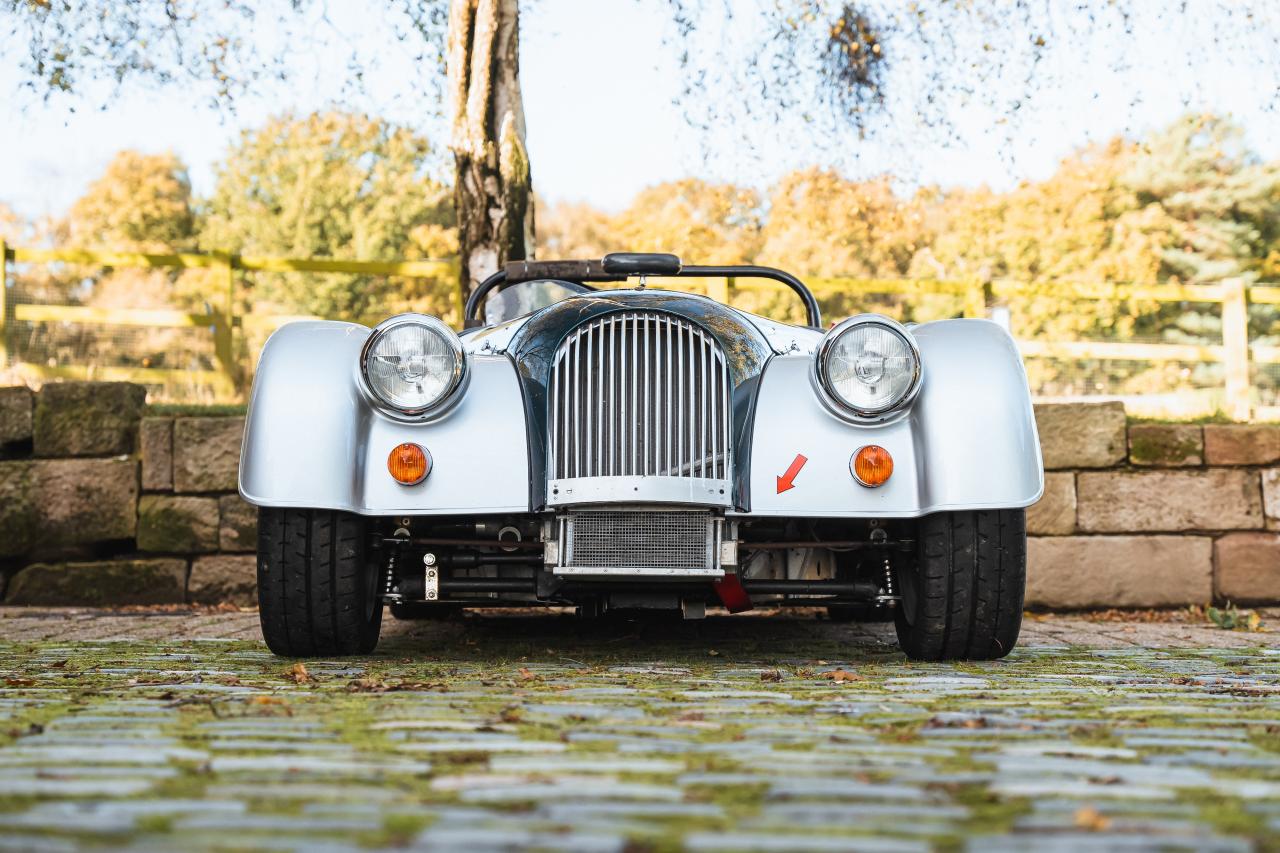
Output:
top-left (0, 608), bottom-right (1278, 852)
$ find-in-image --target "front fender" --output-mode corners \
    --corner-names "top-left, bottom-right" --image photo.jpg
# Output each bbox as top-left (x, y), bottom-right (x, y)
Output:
top-left (239, 321), bottom-right (531, 515)
top-left (744, 319), bottom-right (1043, 517)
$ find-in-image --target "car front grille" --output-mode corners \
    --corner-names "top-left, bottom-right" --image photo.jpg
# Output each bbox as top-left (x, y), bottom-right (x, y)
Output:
top-left (556, 509), bottom-right (722, 576)
top-left (548, 311), bottom-right (732, 505)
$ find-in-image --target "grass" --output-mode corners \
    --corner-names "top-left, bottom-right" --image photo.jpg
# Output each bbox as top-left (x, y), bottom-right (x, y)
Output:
top-left (145, 403), bottom-right (247, 417)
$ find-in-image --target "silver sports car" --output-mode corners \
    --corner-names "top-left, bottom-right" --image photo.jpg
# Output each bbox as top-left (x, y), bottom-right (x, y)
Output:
top-left (240, 253), bottom-right (1044, 660)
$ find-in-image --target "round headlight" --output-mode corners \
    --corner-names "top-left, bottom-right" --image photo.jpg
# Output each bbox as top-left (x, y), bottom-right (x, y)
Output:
top-left (361, 315), bottom-right (464, 415)
top-left (815, 316), bottom-right (921, 419)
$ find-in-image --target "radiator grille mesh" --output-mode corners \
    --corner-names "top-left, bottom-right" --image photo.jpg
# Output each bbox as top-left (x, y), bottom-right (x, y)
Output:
top-left (549, 312), bottom-right (732, 481)
top-left (562, 510), bottom-right (715, 572)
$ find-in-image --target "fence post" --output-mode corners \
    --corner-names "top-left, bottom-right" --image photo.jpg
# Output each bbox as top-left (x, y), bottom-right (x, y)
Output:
top-left (962, 279), bottom-right (987, 319)
top-left (0, 238), bottom-right (7, 369)
top-left (1221, 277), bottom-right (1252, 421)
top-left (213, 252), bottom-right (238, 398)
top-left (707, 277), bottom-right (730, 304)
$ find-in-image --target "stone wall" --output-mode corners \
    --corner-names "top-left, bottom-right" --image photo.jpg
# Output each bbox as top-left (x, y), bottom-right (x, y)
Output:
top-left (1027, 403), bottom-right (1279, 609)
top-left (0, 383), bottom-right (255, 606)
top-left (0, 382), bottom-right (1277, 609)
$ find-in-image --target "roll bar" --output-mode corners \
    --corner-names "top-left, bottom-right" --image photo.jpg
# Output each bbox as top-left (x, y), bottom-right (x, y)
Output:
top-left (464, 253), bottom-right (822, 329)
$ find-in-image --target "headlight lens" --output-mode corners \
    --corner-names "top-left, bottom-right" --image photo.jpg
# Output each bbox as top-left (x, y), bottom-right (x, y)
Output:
top-left (362, 315), bottom-right (464, 415)
top-left (816, 317), bottom-right (921, 418)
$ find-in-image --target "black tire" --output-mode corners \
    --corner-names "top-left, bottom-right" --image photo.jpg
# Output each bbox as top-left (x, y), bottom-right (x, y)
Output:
top-left (257, 508), bottom-right (383, 657)
top-left (390, 602), bottom-right (461, 621)
top-left (893, 510), bottom-right (1025, 661)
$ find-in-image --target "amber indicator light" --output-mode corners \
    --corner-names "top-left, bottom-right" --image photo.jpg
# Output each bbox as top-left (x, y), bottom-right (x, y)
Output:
top-left (388, 443), bottom-right (430, 485)
top-left (851, 445), bottom-right (893, 487)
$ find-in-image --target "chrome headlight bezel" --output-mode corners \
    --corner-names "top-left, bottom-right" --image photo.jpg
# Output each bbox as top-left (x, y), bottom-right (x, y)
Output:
top-left (812, 314), bottom-right (923, 423)
top-left (359, 314), bottom-right (466, 419)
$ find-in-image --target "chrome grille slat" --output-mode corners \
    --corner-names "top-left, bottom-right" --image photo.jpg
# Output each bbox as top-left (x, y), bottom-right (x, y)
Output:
top-left (549, 311), bottom-right (732, 503)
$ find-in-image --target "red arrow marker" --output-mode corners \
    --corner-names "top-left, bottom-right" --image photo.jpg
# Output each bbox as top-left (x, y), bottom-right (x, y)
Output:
top-left (776, 453), bottom-right (808, 493)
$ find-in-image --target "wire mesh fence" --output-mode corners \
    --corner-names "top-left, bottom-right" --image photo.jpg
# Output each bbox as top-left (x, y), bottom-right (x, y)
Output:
top-left (1, 243), bottom-right (1278, 420)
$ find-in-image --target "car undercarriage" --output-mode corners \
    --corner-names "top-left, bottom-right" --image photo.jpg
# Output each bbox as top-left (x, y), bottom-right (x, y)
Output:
top-left (373, 511), bottom-right (911, 618)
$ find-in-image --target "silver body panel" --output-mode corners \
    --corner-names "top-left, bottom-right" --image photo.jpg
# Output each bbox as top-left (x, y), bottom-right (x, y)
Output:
top-left (747, 319), bottom-right (1044, 517)
top-left (239, 321), bottom-right (530, 515)
top-left (241, 309), bottom-right (1042, 518)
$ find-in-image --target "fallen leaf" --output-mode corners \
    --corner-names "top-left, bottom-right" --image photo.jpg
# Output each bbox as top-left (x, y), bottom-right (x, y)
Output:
top-left (346, 677), bottom-right (389, 693)
top-left (4, 678), bottom-right (35, 687)
top-left (820, 669), bottom-right (864, 683)
top-left (760, 669), bottom-right (784, 682)
top-left (708, 649), bottom-right (720, 657)
top-left (251, 695), bottom-right (287, 705)
top-left (1074, 806), bottom-right (1111, 831)
top-left (926, 715), bottom-right (988, 729)
top-left (287, 663), bottom-right (312, 684)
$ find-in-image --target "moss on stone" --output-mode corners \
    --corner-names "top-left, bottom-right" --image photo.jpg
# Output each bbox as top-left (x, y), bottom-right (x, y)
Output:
top-left (33, 381), bottom-right (147, 457)
top-left (0, 461), bottom-right (37, 556)
top-left (145, 403), bottom-right (247, 418)
top-left (4, 558), bottom-right (187, 605)
top-left (137, 495), bottom-right (218, 553)
top-left (1128, 423), bottom-right (1203, 466)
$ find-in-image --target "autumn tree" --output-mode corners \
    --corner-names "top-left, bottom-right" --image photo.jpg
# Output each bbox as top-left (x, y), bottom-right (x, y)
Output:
top-left (0, 0), bottom-right (530, 299)
top-left (200, 112), bottom-right (455, 321)
top-left (4, 0), bottom-right (1277, 307)
top-left (759, 169), bottom-right (924, 278)
top-left (65, 150), bottom-right (197, 313)
top-left (66, 151), bottom-right (195, 251)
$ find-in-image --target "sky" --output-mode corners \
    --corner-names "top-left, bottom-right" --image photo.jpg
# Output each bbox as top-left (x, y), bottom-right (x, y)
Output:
top-left (0, 0), bottom-right (1277, 221)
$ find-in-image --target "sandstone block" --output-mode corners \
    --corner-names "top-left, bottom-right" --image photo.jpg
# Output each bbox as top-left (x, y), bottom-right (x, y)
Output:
top-left (4, 558), bottom-right (187, 606)
top-left (1027, 535), bottom-right (1212, 608)
top-left (0, 458), bottom-right (137, 557)
top-left (0, 386), bottom-right (33, 448)
top-left (189, 555), bottom-right (256, 605)
top-left (1214, 532), bottom-right (1280, 604)
top-left (174, 417), bottom-right (244, 493)
top-left (1264, 469), bottom-right (1279, 525)
top-left (140, 417), bottom-right (174, 490)
top-left (1034, 402), bottom-right (1127, 470)
top-left (1128, 423), bottom-right (1202, 467)
top-left (1026, 472), bottom-right (1076, 535)
top-left (218, 495), bottom-right (257, 552)
top-left (0, 462), bottom-right (37, 556)
top-left (1077, 470), bottom-right (1263, 532)
top-left (1203, 424), bottom-right (1280, 466)
top-left (137, 495), bottom-right (219, 553)
top-left (33, 382), bottom-right (147, 457)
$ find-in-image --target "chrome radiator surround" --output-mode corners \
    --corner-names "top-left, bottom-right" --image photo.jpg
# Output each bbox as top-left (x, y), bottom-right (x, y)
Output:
top-left (547, 311), bottom-right (733, 507)
top-left (554, 509), bottom-right (724, 577)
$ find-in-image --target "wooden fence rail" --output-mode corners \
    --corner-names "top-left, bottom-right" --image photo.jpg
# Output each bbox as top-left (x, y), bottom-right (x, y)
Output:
top-left (2, 242), bottom-right (1277, 418)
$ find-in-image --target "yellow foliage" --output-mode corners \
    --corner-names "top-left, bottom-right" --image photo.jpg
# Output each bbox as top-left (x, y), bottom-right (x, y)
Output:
top-left (759, 168), bottom-right (925, 278)
top-left (66, 151), bottom-right (194, 252)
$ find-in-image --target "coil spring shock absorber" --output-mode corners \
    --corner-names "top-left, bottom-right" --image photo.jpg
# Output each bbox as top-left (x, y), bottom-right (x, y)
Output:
top-left (869, 523), bottom-right (897, 606)
top-left (881, 554), bottom-right (895, 604)
top-left (382, 518), bottom-right (411, 601)
top-left (383, 547), bottom-right (399, 600)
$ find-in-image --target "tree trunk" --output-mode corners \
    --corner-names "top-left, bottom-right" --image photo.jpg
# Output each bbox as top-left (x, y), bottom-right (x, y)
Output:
top-left (447, 0), bottom-right (533, 299)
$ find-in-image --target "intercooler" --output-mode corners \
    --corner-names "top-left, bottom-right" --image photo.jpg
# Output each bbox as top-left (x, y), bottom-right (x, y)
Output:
top-left (555, 509), bottom-right (723, 576)
top-left (547, 311), bottom-right (733, 507)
